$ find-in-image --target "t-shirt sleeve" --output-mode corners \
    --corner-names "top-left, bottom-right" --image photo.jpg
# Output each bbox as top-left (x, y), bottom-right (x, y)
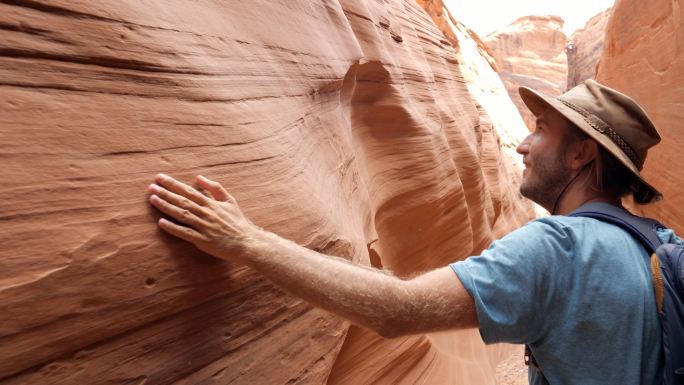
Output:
top-left (450, 218), bottom-right (575, 345)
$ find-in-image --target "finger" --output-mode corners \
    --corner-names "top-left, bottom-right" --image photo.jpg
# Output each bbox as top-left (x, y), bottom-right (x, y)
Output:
top-left (157, 218), bottom-right (208, 243)
top-left (196, 175), bottom-right (233, 202)
top-left (149, 194), bottom-right (208, 229)
top-left (155, 173), bottom-right (209, 206)
top-left (149, 183), bottom-right (206, 217)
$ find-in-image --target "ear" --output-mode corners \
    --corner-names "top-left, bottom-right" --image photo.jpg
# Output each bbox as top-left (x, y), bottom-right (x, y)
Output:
top-left (569, 139), bottom-right (598, 171)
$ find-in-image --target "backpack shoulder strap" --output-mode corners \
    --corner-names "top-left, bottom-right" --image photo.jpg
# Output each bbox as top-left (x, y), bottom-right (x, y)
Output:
top-left (568, 202), bottom-right (665, 253)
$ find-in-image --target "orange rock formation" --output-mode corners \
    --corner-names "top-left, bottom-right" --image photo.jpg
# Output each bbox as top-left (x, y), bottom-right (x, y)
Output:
top-left (596, 0), bottom-right (684, 233)
top-left (484, 15), bottom-right (568, 130)
top-left (566, 8), bottom-right (612, 89)
top-left (0, 0), bottom-right (533, 384)
top-left (415, 0), bottom-right (461, 48)
top-left (416, 0), bottom-right (499, 71)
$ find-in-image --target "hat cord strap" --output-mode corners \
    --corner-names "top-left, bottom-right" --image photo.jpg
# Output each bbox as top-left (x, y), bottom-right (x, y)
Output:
top-left (558, 99), bottom-right (641, 169)
top-left (552, 164), bottom-right (590, 215)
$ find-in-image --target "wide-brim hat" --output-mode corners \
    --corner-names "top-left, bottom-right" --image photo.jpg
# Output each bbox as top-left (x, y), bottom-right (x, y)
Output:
top-left (519, 79), bottom-right (662, 199)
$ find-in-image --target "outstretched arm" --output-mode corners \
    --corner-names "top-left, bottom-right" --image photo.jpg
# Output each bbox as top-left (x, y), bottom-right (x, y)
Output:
top-left (148, 173), bottom-right (478, 337)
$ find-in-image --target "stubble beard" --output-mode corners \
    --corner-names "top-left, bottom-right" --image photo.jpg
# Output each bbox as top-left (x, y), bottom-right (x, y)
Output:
top-left (520, 152), bottom-right (573, 210)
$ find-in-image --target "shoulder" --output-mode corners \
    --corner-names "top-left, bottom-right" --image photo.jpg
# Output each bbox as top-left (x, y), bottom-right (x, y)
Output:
top-left (495, 216), bottom-right (585, 249)
top-left (488, 215), bottom-right (633, 259)
top-left (508, 215), bottom-right (629, 241)
top-left (467, 216), bottom-right (580, 268)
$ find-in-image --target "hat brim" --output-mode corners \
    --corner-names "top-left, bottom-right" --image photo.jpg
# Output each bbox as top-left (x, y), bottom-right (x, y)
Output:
top-left (518, 86), bottom-right (662, 199)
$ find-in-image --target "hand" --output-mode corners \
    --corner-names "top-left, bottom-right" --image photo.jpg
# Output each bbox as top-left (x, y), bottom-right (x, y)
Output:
top-left (148, 173), bottom-right (260, 262)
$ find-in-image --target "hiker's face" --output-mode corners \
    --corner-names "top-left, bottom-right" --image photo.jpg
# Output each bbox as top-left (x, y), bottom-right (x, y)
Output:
top-left (516, 108), bottom-right (574, 210)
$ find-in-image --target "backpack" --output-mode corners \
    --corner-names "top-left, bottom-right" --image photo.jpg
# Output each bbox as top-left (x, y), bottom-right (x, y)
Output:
top-left (569, 202), bottom-right (684, 385)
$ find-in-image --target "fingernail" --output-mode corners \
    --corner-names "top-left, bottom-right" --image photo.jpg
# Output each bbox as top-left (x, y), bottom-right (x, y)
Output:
top-left (156, 173), bottom-right (168, 181)
top-left (148, 184), bottom-right (159, 193)
top-left (149, 194), bottom-right (159, 203)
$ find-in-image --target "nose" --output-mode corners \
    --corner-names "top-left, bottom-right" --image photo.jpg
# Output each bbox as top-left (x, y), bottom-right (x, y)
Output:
top-left (517, 133), bottom-right (532, 155)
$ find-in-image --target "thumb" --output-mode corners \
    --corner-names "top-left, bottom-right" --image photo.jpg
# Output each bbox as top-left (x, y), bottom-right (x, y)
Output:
top-left (196, 175), bottom-right (233, 202)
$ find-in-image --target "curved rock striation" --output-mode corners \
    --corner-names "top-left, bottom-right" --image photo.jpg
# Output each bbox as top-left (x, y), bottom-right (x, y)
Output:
top-left (484, 15), bottom-right (568, 130)
top-left (566, 7), bottom-right (612, 89)
top-left (0, 0), bottom-right (533, 384)
top-left (596, 0), bottom-right (684, 233)
top-left (416, 0), bottom-right (460, 48)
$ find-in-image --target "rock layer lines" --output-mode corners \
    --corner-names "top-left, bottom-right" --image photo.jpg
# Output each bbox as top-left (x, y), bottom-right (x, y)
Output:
top-left (596, 0), bottom-right (684, 234)
top-left (0, 1), bottom-right (533, 384)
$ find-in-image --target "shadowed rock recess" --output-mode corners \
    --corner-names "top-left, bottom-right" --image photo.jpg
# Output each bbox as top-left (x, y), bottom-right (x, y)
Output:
top-left (565, 7), bottom-right (612, 90)
top-left (0, 1), bottom-right (534, 384)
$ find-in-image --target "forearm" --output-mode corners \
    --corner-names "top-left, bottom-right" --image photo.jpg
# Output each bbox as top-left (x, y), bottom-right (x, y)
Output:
top-left (148, 173), bottom-right (478, 336)
top-left (243, 230), bottom-right (417, 337)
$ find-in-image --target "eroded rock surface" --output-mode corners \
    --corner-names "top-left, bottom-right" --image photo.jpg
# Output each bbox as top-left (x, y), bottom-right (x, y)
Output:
top-left (484, 15), bottom-right (568, 130)
top-left (566, 8), bottom-right (612, 89)
top-left (327, 3), bottom-right (533, 384)
top-left (0, 0), bottom-right (533, 384)
top-left (596, 0), bottom-right (684, 233)
top-left (416, 0), bottom-right (460, 48)
top-left (417, 0), bottom-right (499, 71)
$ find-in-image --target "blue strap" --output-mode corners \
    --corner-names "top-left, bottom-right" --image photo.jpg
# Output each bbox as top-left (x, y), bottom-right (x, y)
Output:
top-left (568, 202), bottom-right (665, 253)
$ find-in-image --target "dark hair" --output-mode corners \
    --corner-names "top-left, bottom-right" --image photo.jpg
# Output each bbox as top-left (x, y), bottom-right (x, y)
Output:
top-left (564, 122), bottom-right (661, 205)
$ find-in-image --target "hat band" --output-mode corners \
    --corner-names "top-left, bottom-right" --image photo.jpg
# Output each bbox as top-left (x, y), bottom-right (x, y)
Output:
top-left (558, 98), bottom-right (642, 170)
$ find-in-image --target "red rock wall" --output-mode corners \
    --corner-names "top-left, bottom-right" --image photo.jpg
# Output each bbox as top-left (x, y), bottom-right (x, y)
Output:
top-left (566, 8), bottom-right (612, 89)
top-left (416, 0), bottom-right (499, 71)
top-left (0, 1), bottom-right (533, 384)
top-left (596, 0), bottom-right (684, 233)
top-left (415, 0), bottom-right (460, 48)
top-left (484, 16), bottom-right (568, 130)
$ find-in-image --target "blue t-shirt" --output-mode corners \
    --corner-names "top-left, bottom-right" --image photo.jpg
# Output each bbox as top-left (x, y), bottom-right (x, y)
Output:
top-left (451, 210), bottom-right (682, 385)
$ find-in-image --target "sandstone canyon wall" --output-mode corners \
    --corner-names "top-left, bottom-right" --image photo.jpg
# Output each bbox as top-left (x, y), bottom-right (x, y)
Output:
top-left (0, 1), bottom-right (533, 385)
top-left (566, 8), bottom-right (612, 89)
top-left (596, 0), bottom-right (684, 234)
top-left (415, 0), bottom-right (460, 48)
top-left (415, 0), bottom-right (499, 71)
top-left (484, 16), bottom-right (568, 130)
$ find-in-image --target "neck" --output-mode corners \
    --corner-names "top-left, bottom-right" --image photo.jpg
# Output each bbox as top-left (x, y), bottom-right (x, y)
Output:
top-left (552, 183), bottom-right (622, 215)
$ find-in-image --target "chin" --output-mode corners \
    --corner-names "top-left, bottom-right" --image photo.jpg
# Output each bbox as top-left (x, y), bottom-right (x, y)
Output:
top-left (519, 184), bottom-right (529, 199)
top-left (519, 182), bottom-right (536, 202)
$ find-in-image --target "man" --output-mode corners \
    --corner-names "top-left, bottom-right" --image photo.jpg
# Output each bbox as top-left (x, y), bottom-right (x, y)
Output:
top-left (147, 80), bottom-right (680, 384)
